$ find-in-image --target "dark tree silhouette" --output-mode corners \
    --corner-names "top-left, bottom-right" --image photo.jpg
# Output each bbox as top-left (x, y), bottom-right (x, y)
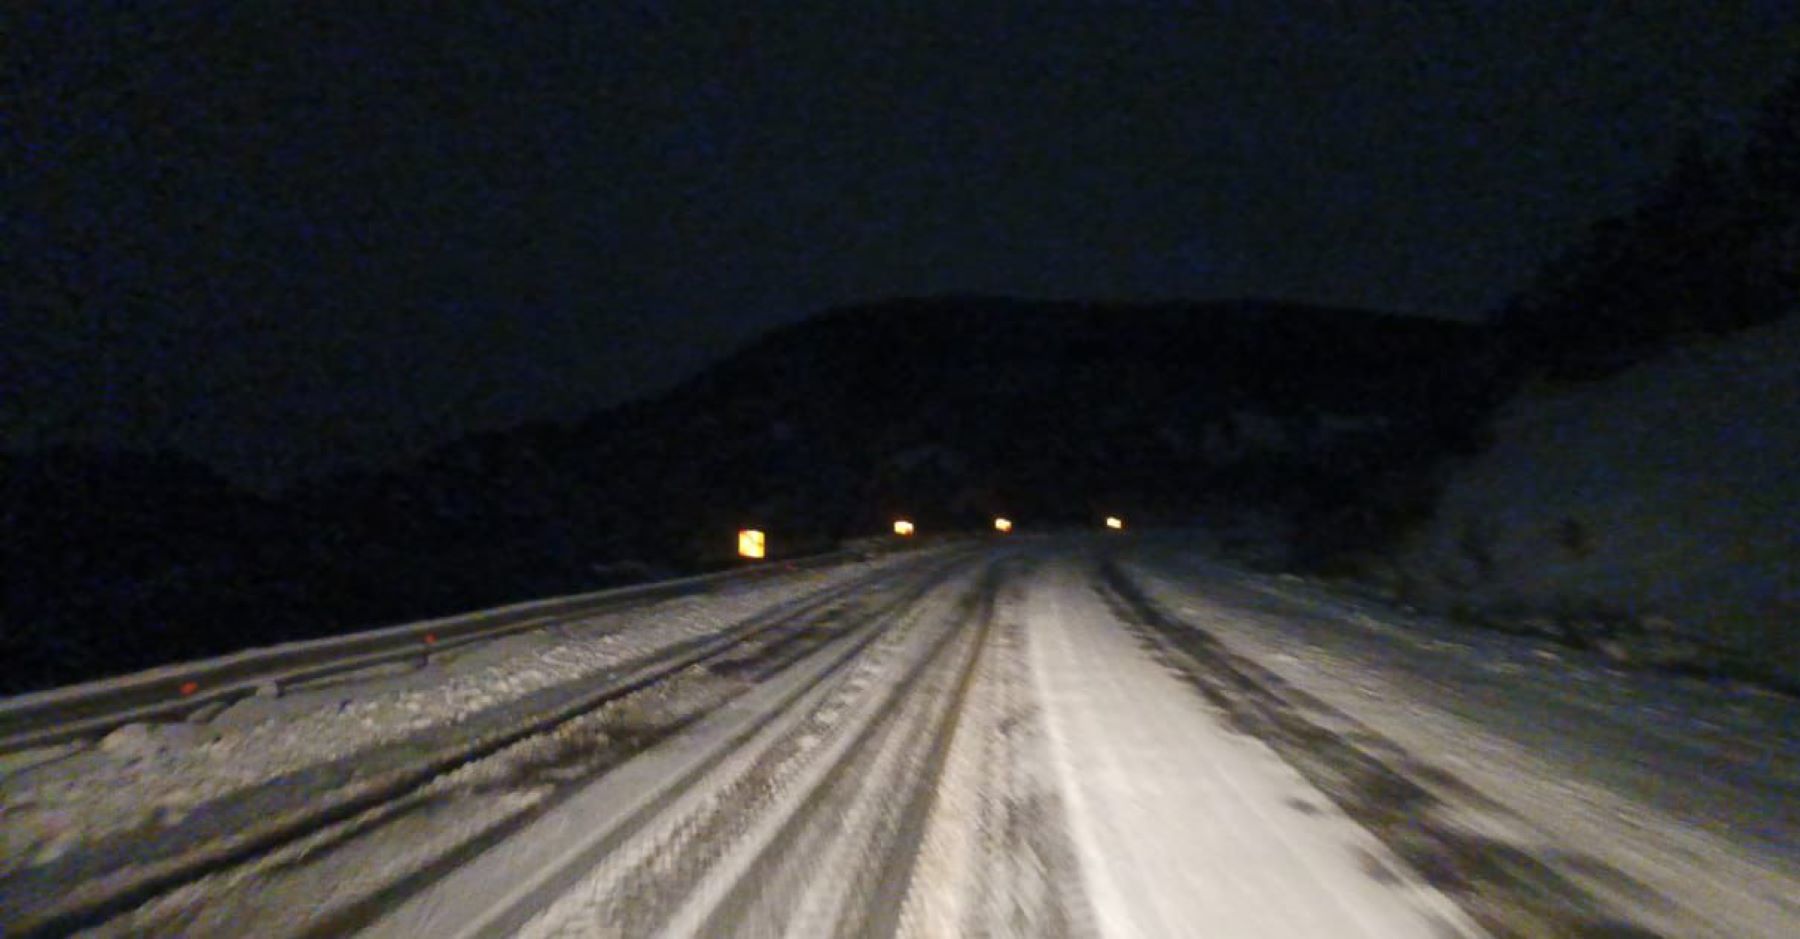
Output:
top-left (1742, 64), bottom-right (1800, 309)
top-left (1498, 61), bottom-right (1800, 380)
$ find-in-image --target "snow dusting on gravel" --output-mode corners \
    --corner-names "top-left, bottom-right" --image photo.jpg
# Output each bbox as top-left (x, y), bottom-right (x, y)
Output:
top-left (0, 555), bottom-right (917, 877)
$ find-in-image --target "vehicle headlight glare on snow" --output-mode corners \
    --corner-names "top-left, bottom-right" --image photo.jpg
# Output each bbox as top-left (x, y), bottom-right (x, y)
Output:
top-left (1106, 516), bottom-right (1124, 530)
top-left (994, 517), bottom-right (1013, 533)
top-left (894, 520), bottom-right (915, 536)
top-left (738, 529), bottom-right (766, 559)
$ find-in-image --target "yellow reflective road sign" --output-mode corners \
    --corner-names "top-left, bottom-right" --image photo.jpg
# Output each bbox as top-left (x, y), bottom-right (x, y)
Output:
top-left (893, 520), bottom-right (915, 536)
top-left (738, 529), bottom-right (766, 559)
top-left (1105, 516), bottom-right (1124, 530)
top-left (993, 517), bottom-right (1013, 533)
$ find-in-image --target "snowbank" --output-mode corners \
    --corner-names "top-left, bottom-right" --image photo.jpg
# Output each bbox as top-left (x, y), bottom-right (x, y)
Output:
top-left (1397, 313), bottom-right (1800, 687)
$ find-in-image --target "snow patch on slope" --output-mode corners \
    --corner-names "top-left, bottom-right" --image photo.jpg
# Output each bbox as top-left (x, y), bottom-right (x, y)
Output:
top-left (1400, 313), bottom-right (1800, 685)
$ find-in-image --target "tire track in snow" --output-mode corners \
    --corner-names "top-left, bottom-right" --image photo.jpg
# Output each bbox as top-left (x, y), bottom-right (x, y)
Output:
top-left (507, 553), bottom-right (1011, 938)
top-left (5, 553), bottom-right (963, 938)
top-left (899, 556), bottom-right (1096, 939)
top-left (1099, 557), bottom-right (1669, 938)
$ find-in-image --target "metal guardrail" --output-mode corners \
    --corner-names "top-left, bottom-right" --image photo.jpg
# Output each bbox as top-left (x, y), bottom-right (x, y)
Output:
top-left (0, 551), bottom-right (856, 755)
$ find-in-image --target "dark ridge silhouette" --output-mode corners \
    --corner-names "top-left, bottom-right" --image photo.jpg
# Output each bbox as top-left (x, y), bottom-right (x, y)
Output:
top-left (2, 297), bottom-right (1502, 694)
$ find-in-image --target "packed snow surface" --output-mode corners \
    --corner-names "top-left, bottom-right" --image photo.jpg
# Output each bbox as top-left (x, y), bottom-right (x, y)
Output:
top-left (1133, 539), bottom-right (1800, 937)
top-left (1022, 557), bottom-right (1478, 937)
top-left (4, 538), bottom-right (1795, 937)
top-left (0, 553), bottom-right (919, 875)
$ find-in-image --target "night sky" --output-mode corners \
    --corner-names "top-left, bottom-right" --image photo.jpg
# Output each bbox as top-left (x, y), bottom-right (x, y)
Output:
top-left (6, 2), bottom-right (1796, 489)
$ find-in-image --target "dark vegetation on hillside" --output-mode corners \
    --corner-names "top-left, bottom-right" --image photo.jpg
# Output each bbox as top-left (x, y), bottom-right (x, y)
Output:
top-left (1301, 62), bottom-right (1800, 581)
top-left (4, 299), bottom-right (1498, 693)
top-left (1497, 66), bottom-right (1800, 381)
top-left (9, 63), bottom-right (1794, 697)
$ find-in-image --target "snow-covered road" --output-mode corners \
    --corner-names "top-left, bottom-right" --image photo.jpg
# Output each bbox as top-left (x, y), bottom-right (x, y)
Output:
top-left (1122, 542), bottom-right (1800, 938)
top-left (4, 536), bottom-right (1795, 937)
top-left (1023, 560), bottom-right (1475, 938)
